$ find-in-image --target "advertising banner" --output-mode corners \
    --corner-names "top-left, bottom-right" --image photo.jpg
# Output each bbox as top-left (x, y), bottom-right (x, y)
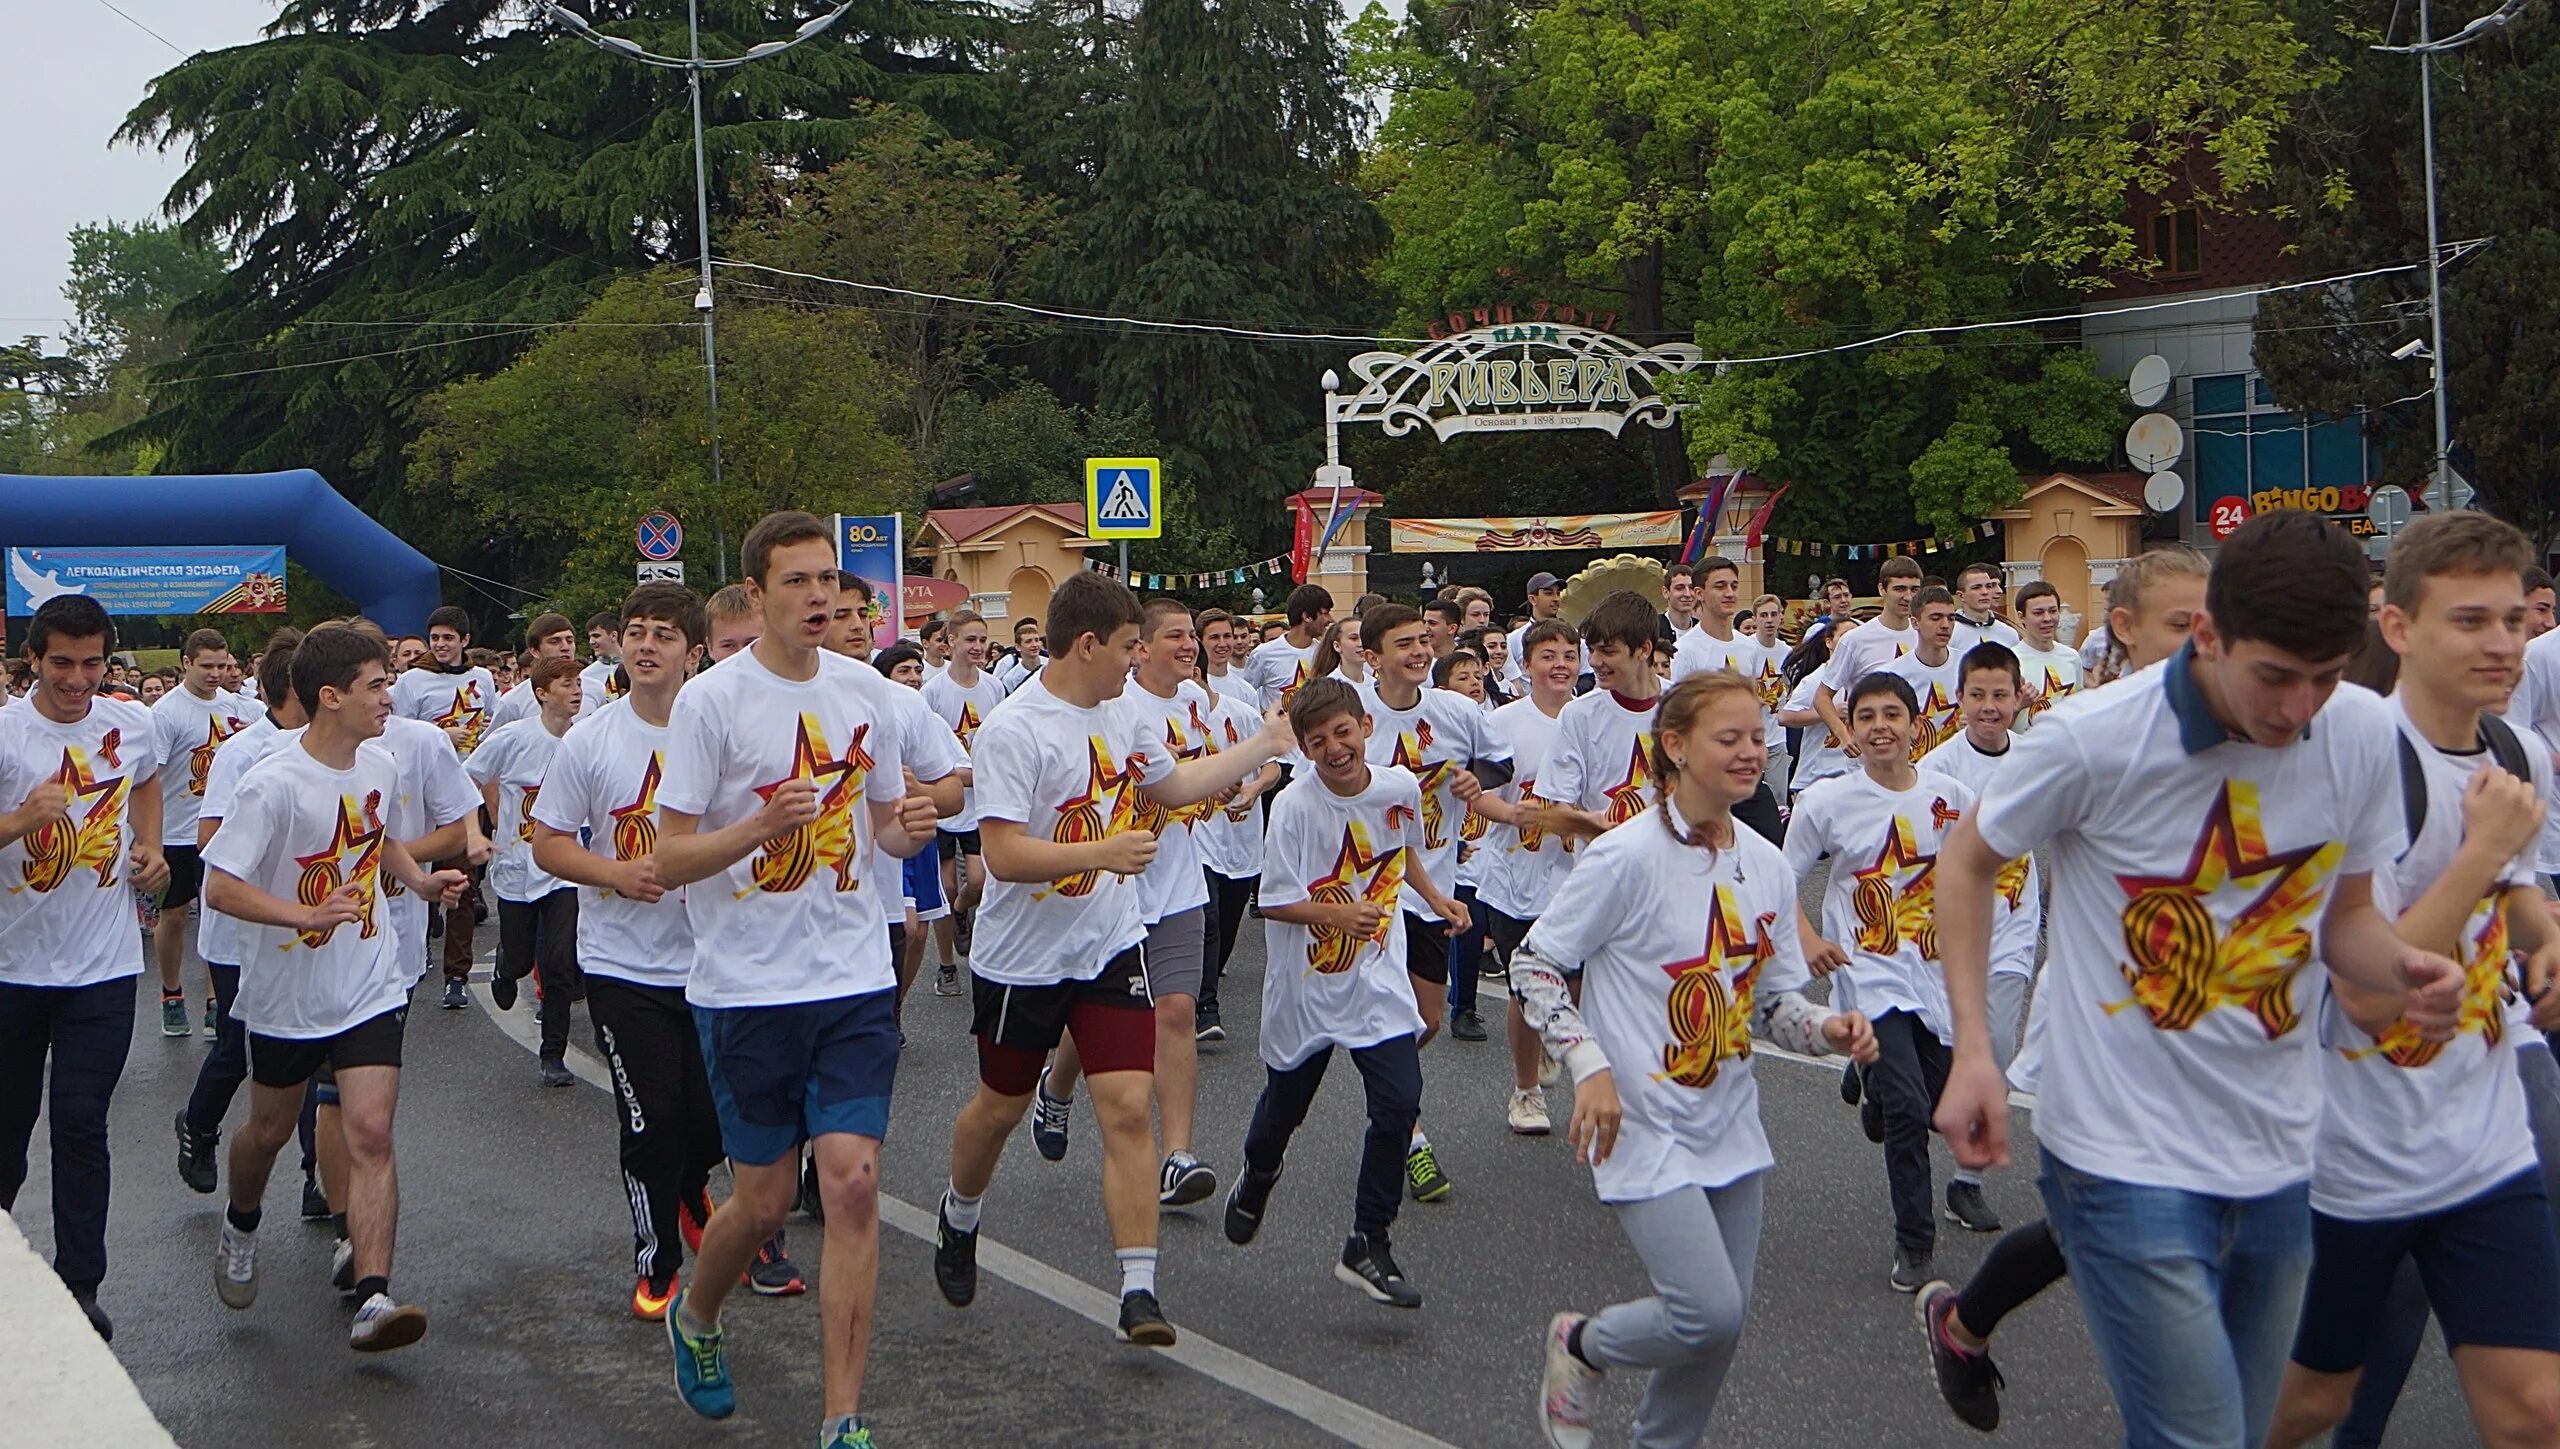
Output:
top-left (7, 546), bottom-right (288, 616)
top-left (1387, 511), bottom-right (1684, 553)
top-left (834, 514), bottom-right (905, 646)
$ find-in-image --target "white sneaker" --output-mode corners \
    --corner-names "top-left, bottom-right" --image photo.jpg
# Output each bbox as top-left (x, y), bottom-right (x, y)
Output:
top-left (1540, 1311), bottom-right (1600, 1449)
top-left (215, 1221), bottom-right (258, 1309)
top-left (349, 1291), bottom-right (428, 1352)
top-left (1507, 1087), bottom-right (1552, 1136)
top-left (330, 1237), bottom-right (355, 1293)
top-left (1538, 1051), bottom-right (1561, 1088)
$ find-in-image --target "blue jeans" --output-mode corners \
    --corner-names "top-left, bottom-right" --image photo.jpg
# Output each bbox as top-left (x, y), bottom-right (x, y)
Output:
top-left (2040, 1150), bottom-right (2313, 1449)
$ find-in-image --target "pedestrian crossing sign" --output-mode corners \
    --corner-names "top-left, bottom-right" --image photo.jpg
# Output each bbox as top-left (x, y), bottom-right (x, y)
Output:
top-left (1085, 457), bottom-right (1162, 539)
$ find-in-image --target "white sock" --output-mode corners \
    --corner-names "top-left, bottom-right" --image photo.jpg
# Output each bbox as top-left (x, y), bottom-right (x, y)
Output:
top-left (1408, 1127), bottom-right (1430, 1151)
top-left (676, 1301), bottom-right (718, 1340)
top-left (1951, 1173), bottom-right (1982, 1189)
top-left (1116, 1247), bottom-right (1159, 1298)
top-left (944, 1183), bottom-right (984, 1233)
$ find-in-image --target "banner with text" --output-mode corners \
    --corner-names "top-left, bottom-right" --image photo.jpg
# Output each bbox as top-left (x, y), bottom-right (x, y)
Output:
top-left (834, 515), bottom-right (905, 646)
top-left (1387, 511), bottom-right (1683, 554)
top-left (7, 546), bottom-right (287, 617)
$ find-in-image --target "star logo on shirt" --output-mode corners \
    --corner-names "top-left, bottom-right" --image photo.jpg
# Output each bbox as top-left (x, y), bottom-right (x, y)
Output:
top-left (19, 746), bottom-right (129, 895)
top-left (1910, 683), bottom-right (1961, 762)
top-left (744, 715), bottom-right (867, 897)
top-left (1279, 657), bottom-right (1312, 709)
top-left (1389, 730), bottom-right (1455, 848)
top-left (515, 784), bottom-right (542, 843)
top-left (290, 790), bottom-right (385, 948)
top-left (1994, 852), bottom-right (2033, 910)
top-left (1656, 887), bottom-right (1775, 1089)
top-left (954, 700), bottom-right (984, 749)
top-left (1602, 735), bottom-right (1655, 826)
top-left (2110, 781), bottom-right (2340, 1038)
top-left (2354, 891), bottom-right (2513, 1069)
top-left (1305, 821), bottom-right (1406, 975)
top-left (1848, 815), bottom-right (1938, 959)
top-left (1752, 659), bottom-right (1787, 713)
top-left (1218, 717), bottom-right (1257, 822)
top-left (189, 713), bottom-right (242, 797)
top-left (433, 684), bottom-right (490, 756)
top-left (1043, 737), bottom-right (1137, 900)
top-left (610, 754), bottom-right (664, 863)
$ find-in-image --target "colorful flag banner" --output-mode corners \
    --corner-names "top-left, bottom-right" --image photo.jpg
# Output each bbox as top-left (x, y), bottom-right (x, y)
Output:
top-left (1388, 511), bottom-right (1684, 553)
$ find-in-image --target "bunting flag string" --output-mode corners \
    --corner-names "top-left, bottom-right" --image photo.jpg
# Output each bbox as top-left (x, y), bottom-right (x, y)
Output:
top-left (1758, 521), bottom-right (2000, 561)
top-left (1083, 553), bottom-right (1294, 590)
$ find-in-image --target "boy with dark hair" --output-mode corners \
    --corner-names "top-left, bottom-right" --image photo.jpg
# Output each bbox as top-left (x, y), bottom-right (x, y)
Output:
top-left (2010, 580), bottom-right (2080, 721)
top-left (0, 595), bottom-right (167, 1340)
top-left (995, 616), bottom-right (1045, 692)
top-left (391, 602), bottom-right (498, 1007)
top-left (1659, 561), bottom-right (1701, 644)
top-left (579, 609), bottom-right (624, 718)
top-left (1421, 598), bottom-right (1464, 659)
top-left (1884, 585), bottom-right (1965, 761)
top-left (1533, 590), bottom-right (1666, 844)
top-left (468, 655), bottom-right (585, 1084)
top-left (1222, 677), bottom-right (1463, 1308)
top-left (921, 608), bottom-right (1004, 996)
top-left (1471, 619), bottom-right (1582, 1134)
top-left (1813, 557), bottom-right (1921, 756)
top-left (1951, 562), bottom-right (2020, 655)
top-left (1669, 557), bottom-right (1785, 839)
top-left (936, 572), bottom-right (1293, 1349)
top-left (204, 625), bottom-right (467, 1351)
top-left (1244, 583), bottom-right (1336, 711)
top-left (2524, 565), bottom-right (2554, 639)
top-left (151, 626), bottom-right (256, 1037)
top-left (1934, 510), bottom-right (2467, 1448)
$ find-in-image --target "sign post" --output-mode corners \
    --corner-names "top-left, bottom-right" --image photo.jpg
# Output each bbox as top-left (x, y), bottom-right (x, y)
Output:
top-left (1086, 456), bottom-right (1163, 580)
top-left (833, 514), bottom-right (906, 646)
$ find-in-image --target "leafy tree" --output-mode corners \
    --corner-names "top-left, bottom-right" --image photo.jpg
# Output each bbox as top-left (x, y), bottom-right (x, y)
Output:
top-left (2253, 0), bottom-right (2560, 551)
top-left (407, 273), bottom-right (912, 628)
top-left (0, 221), bottom-right (223, 478)
top-left (65, 220), bottom-right (230, 377)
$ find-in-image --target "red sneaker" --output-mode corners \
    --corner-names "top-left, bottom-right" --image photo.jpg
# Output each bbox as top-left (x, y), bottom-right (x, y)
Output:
top-left (743, 1231), bottom-right (806, 1296)
top-left (631, 1272), bottom-right (678, 1321)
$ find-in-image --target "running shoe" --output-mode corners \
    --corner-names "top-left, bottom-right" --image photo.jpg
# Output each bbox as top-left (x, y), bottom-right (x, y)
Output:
top-left (1506, 1088), bottom-right (1551, 1137)
top-left (1539, 1312), bottom-right (1600, 1449)
top-left (744, 1231), bottom-right (806, 1296)
top-left (215, 1220), bottom-right (259, 1309)
top-left (631, 1271), bottom-right (678, 1322)
top-left (1335, 1233), bottom-right (1422, 1309)
top-left (331, 1237), bottom-right (355, 1293)
top-left (1944, 1181), bottom-right (2002, 1234)
top-left (161, 992), bottom-right (191, 1038)
top-left (933, 963), bottom-right (960, 997)
top-left (1840, 1060), bottom-right (1862, 1105)
top-left (301, 1174), bottom-right (330, 1221)
top-left (1891, 1246), bottom-right (1934, 1294)
top-left (201, 995), bottom-right (219, 1038)
top-left (1405, 1142), bottom-right (1452, 1203)
top-left (1480, 955), bottom-right (1508, 981)
top-left (176, 1109), bottom-right (219, 1194)
top-left (820, 1418), bottom-right (877, 1449)
top-left (1918, 1281), bottom-right (2005, 1431)
top-left (934, 1197), bottom-right (979, 1307)
top-left (954, 909), bottom-right (974, 958)
top-left (1223, 1165), bottom-right (1279, 1246)
top-left (1116, 1289), bottom-right (1176, 1347)
top-left (441, 979), bottom-right (468, 1010)
top-left (539, 1055), bottom-right (575, 1088)
top-left (1030, 1071), bottom-right (1073, 1162)
top-left (679, 1193), bottom-right (712, 1255)
top-left (1159, 1151), bottom-right (1219, 1208)
top-left (1449, 1008), bottom-right (1488, 1042)
top-left (1860, 1073), bottom-right (1886, 1146)
top-left (1537, 1051), bottom-right (1560, 1088)
top-left (70, 1288), bottom-right (111, 1343)
top-left (666, 1290), bottom-right (736, 1419)
top-left (491, 970), bottom-right (517, 1011)
top-left (1194, 1010), bottom-right (1225, 1044)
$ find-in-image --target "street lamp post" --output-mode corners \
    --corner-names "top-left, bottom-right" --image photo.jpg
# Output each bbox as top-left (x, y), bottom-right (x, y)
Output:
top-left (541, 1), bottom-right (857, 580)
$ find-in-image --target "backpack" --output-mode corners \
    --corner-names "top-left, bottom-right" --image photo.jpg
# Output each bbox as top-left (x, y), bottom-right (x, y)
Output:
top-left (2395, 712), bottom-right (2534, 858)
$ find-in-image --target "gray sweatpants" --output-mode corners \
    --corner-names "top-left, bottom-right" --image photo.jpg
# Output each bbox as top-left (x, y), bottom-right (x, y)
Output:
top-left (1582, 1172), bottom-right (1767, 1449)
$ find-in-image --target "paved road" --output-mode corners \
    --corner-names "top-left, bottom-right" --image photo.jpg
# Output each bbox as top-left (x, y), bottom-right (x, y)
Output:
top-left (21, 915), bottom-right (2482, 1448)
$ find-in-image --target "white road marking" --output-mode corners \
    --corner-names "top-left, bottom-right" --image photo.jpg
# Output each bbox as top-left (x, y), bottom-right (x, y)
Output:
top-left (466, 979), bottom-right (1464, 1449)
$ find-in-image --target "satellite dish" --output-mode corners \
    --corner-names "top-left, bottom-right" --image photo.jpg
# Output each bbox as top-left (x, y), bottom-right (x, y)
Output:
top-left (2143, 470), bottom-right (2185, 513)
top-left (2125, 412), bottom-right (2185, 473)
top-left (2127, 354), bottom-right (2173, 409)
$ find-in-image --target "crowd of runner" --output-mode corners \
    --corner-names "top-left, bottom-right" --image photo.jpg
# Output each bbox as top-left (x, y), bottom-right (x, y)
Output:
top-left (3, 507), bottom-right (2560, 1449)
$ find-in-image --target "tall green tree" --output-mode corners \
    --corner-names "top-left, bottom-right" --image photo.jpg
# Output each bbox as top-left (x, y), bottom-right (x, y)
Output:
top-left (2253, 1), bottom-right (2560, 551)
top-left (0, 221), bottom-right (226, 478)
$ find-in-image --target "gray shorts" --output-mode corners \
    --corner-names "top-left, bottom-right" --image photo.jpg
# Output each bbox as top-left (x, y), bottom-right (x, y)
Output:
top-left (1144, 906), bottom-right (1207, 1001)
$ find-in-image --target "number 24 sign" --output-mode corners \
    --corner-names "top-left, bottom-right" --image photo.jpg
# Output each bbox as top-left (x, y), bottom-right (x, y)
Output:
top-left (2208, 497), bottom-right (2251, 540)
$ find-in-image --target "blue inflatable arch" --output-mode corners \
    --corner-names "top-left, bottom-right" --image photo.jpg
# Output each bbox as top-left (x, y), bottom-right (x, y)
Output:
top-left (0, 470), bottom-right (443, 637)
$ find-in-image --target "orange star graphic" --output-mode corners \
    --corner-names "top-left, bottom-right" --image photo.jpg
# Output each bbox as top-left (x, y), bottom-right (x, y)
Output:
top-left (2110, 781), bottom-right (2340, 1038)
top-left (1656, 887), bottom-right (1776, 1088)
top-left (2356, 891), bottom-right (2514, 1069)
top-left (290, 791), bottom-right (385, 948)
top-left (1043, 738), bottom-right (1137, 899)
top-left (1390, 730), bottom-right (1455, 848)
top-left (1910, 682), bottom-right (1961, 762)
top-left (954, 700), bottom-right (984, 749)
top-left (1848, 816), bottom-right (1938, 959)
top-left (744, 715), bottom-right (862, 896)
top-left (1602, 735), bottom-right (1655, 825)
top-left (189, 713), bottom-right (241, 797)
top-left (1304, 822), bottom-right (1406, 975)
top-left (610, 754), bottom-right (664, 863)
top-left (433, 684), bottom-right (490, 755)
top-left (20, 747), bottom-right (128, 894)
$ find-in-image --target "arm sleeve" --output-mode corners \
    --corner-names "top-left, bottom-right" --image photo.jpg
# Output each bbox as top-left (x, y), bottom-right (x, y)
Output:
top-left (1509, 938), bottom-right (1608, 1084)
top-left (421, 744), bottom-right (478, 830)
top-left (2332, 693), bottom-right (2405, 878)
top-left (1781, 789), bottom-right (1829, 875)
top-left (463, 730), bottom-right (505, 788)
top-left (200, 773), bottom-right (279, 881)
top-left (1124, 709), bottom-right (1176, 789)
top-left (529, 742), bottom-right (591, 834)
top-left (1465, 705), bottom-right (1513, 784)
top-left (969, 718), bottom-right (1037, 826)
top-left (1257, 789), bottom-right (1314, 909)
top-left (899, 694), bottom-right (962, 783)
top-left (655, 693), bottom-right (723, 817)
top-left (1972, 713), bottom-right (2095, 861)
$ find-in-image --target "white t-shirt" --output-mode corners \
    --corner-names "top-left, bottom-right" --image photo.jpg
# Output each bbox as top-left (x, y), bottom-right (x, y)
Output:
top-left (1784, 673), bottom-right (1852, 794)
top-left (1256, 764), bottom-right (1428, 1069)
top-left (918, 667), bottom-right (1008, 833)
top-left (1361, 682), bottom-right (1508, 923)
top-left (1882, 649), bottom-right (1965, 763)
top-left (390, 667), bottom-right (499, 758)
top-left (1197, 690), bottom-right (1267, 882)
top-left (1744, 640), bottom-right (1790, 747)
top-left (657, 648), bottom-right (908, 1009)
top-left (1785, 768), bottom-right (1974, 1042)
top-left (1208, 670), bottom-right (1260, 710)
top-left (1475, 695), bottom-right (1571, 922)
top-left (2013, 640), bottom-right (2084, 727)
top-left (1919, 733), bottom-right (2041, 979)
top-left (1242, 635), bottom-right (1320, 713)
top-left (1822, 617), bottom-right (1915, 699)
top-left (2518, 627), bottom-right (2560, 874)
top-left (2310, 698), bottom-right (2549, 1219)
top-left (1952, 614), bottom-right (2022, 656)
top-left (490, 679), bottom-right (538, 731)
top-left (531, 697), bottom-right (693, 990)
top-left (466, 717), bottom-right (569, 903)
top-left (968, 674), bottom-right (1173, 987)
top-left (1525, 810), bottom-right (1812, 1202)
top-left (150, 686), bottom-right (257, 846)
top-left (203, 740), bottom-right (406, 1039)
top-left (198, 714), bottom-right (295, 968)
top-left (1971, 659), bottom-right (2401, 1196)
top-left (1116, 677), bottom-right (1220, 924)
top-left (577, 658), bottom-right (622, 719)
top-left (0, 697), bottom-right (156, 988)
top-left (2076, 625), bottom-right (2112, 675)
top-left (1535, 688), bottom-right (1660, 828)
top-left (368, 715), bottom-right (478, 978)
top-left (1667, 626), bottom-right (1759, 687)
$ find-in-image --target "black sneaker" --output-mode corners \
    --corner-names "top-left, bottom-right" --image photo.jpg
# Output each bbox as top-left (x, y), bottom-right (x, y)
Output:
top-left (1840, 1061), bottom-right (1863, 1106)
top-left (1335, 1233), bottom-right (1422, 1309)
top-left (934, 1197), bottom-right (979, 1307)
top-left (1224, 1166), bottom-right (1280, 1246)
top-left (1159, 1152), bottom-right (1219, 1208)
top-left (301, 1175), bottom-right (331, 1221)
top-left (1479, 955), bottom-right (1507, 981)
top-left (1918, 1281), bottom-right (2004, 1431)
top-left (1030, 1072), bottom-right (1073, 1162)
top-left (1194, 1009), bottom-right (1225, 1044)
top-left (440, 979), bottom-right (468, 1010)
top-left (743, 1232), bottom-right (806, 1296)
top-left (933, 963), bottom-right (959, 997)
top-left (1117, 1289), bottom-right (1175, 1347)
top-left (1860, 1076), bottom-right (1886, 1146)
top-left (491, 971), bottom-right (517, 1011)
top-left (175, 1109), bottom-right (218, 1195)
top-left (70, 1288), bottom-right (112, 1343)
top-left (1891, 1246), bottom-right (1933, 1294)
top-left (1944, 1181), bottom-right (2002, 1233)
top-left (1448, 1008), bottom-right (1487, 1042)
top-left (538, 1056), bottom-right (574, 1088)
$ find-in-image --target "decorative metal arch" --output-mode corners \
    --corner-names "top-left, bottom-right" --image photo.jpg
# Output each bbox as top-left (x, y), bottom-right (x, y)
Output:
top-left (1338, 324), bottom-right (1705, 442)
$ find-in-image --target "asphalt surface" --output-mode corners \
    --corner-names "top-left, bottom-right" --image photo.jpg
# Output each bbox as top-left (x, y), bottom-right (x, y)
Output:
top-left (19, 905), bottom-right (2485, 1449)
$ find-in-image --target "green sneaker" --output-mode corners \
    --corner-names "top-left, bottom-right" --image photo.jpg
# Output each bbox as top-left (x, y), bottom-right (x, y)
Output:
top-left (1405, 1142), bottom-right (1451, 1203)
top-left (818, 1416), bottom-right (875, 1448)
top-left (160, 992), bottom-right (191, 1039)
top-left (666, 1290), bottom-right (735, 1419)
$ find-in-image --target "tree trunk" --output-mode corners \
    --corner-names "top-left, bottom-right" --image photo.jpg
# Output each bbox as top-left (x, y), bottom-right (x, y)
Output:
top-left (1624, 241), bottom-right (1689, 505)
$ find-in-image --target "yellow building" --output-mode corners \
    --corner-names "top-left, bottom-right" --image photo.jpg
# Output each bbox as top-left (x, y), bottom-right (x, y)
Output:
top-left (1995, 472), bottom-right (2151, 638)
top-left (912, 502), bottom-right (1098, 626)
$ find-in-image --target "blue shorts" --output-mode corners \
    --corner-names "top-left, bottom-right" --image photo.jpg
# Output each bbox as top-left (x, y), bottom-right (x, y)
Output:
top-left (693, 990), bottom-right (900, 1166)
top-left (2294, 1168), bottom-right (2560, 1372)
top-left (902, 848), bottom-right (946, 916)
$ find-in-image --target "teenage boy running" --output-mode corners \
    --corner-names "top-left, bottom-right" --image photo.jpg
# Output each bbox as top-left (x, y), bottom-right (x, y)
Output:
top-left (934, 572), bottom-right (1292, 1349)
top-left (578, 609), bottom-right (623, 717)
top-left (0, 595), bottom-right (168, 1341)
top-left (1468, 621), bottom-right (1580, 1134)
top-left (1950, 563), bottom-right (2021, 655)
top-left (1532, 590), bottom-right (1666, 847)
top-left (1198, 663), bottom-right (1281, 1042)
top-left (1223, 676), bottom-right (1467, 1307)
top-left (468, 656), bottom-right (584, 1084)
top-left (204, 625), bottom-right (466, 1350)
top-left (532, 583), bottom-right (730, 1322)
top-left (1934, 511), bottom-right (2466, 1449)
top-left (492, 613), bottom-right (579, 729)
top-left (1201, 608), bottom-right (1258, 709)
top-left (1671, 559), bottom-right (1787, 840)
top-left (1812, 556), bottom-right (1921, 755)
top-left (2009, 580), bottom-right (2082, 722)
top-left (920, 610), bottom-right (1005, 995)
top-left (1245, 584), bottom-right (1335, 711)
top-left (391, 605), bottom-right (497, 1008)
top-left (150, 628), bottom-right (256, 1038)
top-left (1883, 586), bottom-right (1965, 762)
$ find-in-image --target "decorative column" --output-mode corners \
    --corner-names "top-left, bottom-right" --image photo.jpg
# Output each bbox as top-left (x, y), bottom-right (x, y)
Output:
top-left (1289, 486), bottom-right (1383, 603)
